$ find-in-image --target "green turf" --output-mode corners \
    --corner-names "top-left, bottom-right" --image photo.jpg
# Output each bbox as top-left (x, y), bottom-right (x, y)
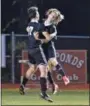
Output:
top-left (2, 89), bottom-right (89, 105)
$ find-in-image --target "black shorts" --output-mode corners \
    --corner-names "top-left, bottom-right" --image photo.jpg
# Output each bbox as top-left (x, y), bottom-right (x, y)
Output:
top-left (42, 42), bottom-right (56, 61)
top-left (28, 45), bottom-right (47, 65)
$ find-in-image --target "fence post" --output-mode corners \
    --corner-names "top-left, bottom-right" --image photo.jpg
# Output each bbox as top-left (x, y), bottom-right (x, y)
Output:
top-left (11, 32), bottom-right (15, 84)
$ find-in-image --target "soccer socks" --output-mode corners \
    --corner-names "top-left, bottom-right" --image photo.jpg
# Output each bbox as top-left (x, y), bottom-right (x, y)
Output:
top-left (47, 71), bottom-right (54, 84)
top-left (47, 71), bottom-right (55, 92)
top-left (40, 77), bottom-right (47, 94)
top-left (22, 76), bottom-right (28, 86)
top-left (55, 64), bottom-right (70, 85)
top-left (55, 64), bottom-right (65, 76)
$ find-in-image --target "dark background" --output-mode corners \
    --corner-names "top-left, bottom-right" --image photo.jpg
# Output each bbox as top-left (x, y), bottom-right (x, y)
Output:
top-left (1, 0), bottom-right (90, 35)
top-left (1, 0), bottom-right (90, 83)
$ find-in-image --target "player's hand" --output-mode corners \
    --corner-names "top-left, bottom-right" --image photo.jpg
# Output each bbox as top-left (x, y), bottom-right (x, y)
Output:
top-left (34, 32), bottom-right (39, 40)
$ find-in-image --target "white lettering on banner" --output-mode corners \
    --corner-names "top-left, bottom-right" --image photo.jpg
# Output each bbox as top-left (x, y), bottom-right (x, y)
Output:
top-left (65, 54), bottom-right (73, 64)
top-left (60, 53), bottom-right (66, 62)
top-left (73, 74), bottom-right (79, 80)
top-left (56, 74), bottom-right (62, 80)
top-left (76, 60), bottom-right (84, 68)
top-left (56, 74), bottom-right (79, 81)
top-left (56, 52), bottom-right (84, 69)
top-left (68, 74), bottom-right (79, 81)
top-left (30, 74), bottom-right (40, 81)
top-left (71, 56), bottom-right (78, 66)
top-left (29, 73), bottom-right (79, 81)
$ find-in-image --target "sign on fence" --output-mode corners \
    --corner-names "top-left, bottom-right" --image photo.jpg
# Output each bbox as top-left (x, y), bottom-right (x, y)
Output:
top-left (21, 50), bottom-right (87, 84)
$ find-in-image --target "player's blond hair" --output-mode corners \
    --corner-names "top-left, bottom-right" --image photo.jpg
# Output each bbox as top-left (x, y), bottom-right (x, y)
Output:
top-left (46, 8), bottom-right (64, 24)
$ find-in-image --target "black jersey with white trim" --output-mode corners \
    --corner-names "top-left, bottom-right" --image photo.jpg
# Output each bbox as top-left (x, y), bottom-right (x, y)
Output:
top-left (40, 24), bottom-right (57, 48)
top-left (39, 24), bottom-right (57, 40)
top-left (27, 22), bottom-right (43, 49)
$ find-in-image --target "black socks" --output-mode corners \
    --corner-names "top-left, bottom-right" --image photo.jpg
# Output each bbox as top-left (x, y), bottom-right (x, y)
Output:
top-left (22, 76), bottom-right (28, 86)
top-left (40, 77), bottom-right (47, 94)
top-left (47, 71), bottom-right (54, 84)
top-left (55, 64), bottom-right (65, 77)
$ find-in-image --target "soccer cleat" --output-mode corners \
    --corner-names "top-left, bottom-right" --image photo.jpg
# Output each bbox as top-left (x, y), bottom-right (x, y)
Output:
top-left (63, 76), bottom-right (70, 85)
top-left (19, 85), bottom-right (25, 95)
top-left (53, 84), bottom-right (59, 94)
top-left (40, 92), bottom-right (53, 102)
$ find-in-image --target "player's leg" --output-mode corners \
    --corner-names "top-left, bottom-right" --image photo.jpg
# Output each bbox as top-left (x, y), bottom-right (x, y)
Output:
top-left (46, 43), bottom-right (59, 94)
top-left (42, 44), bottom-right (56, 94)
top-left (19, 64), bottom-right (36, 95)
top-left (19, 54), bottom-right (37, 95)
top-left (49, 58), bottom-right (70, 85)
top-left (37, 45), bottom-right (53, 102)
top-left (49, 42), bottom-right (70, 85)
top-left (47, 61), bottom-right (59, 94)
top-left (47, 62), bottom-right (54, 86)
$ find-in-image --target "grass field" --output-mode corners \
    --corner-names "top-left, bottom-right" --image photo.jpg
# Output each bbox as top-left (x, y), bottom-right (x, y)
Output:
top-left (2, 89), bottom-right (89, 105)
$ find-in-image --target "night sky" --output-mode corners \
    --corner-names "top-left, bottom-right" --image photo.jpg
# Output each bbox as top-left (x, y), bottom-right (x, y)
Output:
top-left (1, 0), bottom-right (90, 35)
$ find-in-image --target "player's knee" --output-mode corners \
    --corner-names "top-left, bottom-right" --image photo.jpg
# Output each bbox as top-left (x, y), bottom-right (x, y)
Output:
top-left (26, 65), bottom-right (36, 78)
top-left (47, 64), bottom-right (51, 72)
top-left (48, 60), bottom-right (53, 70)
top-left (49, 58), bottom-right (58, 68)
top-left (38, 64), bottom-right (47, 78)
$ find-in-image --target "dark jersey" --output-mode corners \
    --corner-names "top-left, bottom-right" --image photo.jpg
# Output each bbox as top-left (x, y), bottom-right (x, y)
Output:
top-left (40, 24), bottom-right (57, 60)
top-left (40, 24), bottom-right (57, 49)
top-left (39, 24), bottom-right (57, 42)
top-left (27, 22), bottom-right (43, 49)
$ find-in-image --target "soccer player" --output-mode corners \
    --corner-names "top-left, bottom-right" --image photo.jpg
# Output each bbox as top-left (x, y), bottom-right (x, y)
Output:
top-left (19, 6), bottom-right (53, 102)
top-left (41, 8), bottom-right (70, 86)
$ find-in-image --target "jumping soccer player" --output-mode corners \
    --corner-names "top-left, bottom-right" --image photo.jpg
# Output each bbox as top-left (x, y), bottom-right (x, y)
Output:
top-left (41, 8), bottom-right (70, 86)
top-left (19, 6), bottom-right (53, 102)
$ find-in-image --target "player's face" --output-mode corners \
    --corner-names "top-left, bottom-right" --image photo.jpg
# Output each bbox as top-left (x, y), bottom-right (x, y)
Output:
top-left (48, 12), bottom-right (63, 25)
top-left (48, 12), bottom-right (57, 23)
top-left (36, 11), bottom-right (40, 21)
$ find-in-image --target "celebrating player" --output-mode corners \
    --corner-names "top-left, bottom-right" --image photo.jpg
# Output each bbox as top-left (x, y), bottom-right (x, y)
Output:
top-left (41, 8), bottom-right (70, 86)
top-left (19, 6), bottom-right (53, 102)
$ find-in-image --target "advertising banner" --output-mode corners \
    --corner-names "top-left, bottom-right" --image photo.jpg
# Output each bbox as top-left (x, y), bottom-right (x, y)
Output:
top-left (21, 50), bottom-right (87, 84)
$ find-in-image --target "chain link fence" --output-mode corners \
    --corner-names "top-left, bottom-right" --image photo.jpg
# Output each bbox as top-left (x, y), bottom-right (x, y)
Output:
top-left (1, 33), bottom-right (90, 83)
